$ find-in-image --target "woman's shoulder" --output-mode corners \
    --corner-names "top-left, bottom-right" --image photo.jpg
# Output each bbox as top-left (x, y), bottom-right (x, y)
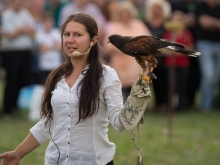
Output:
top-left (102, 65), bottom-right (121, 83)
top-left (102, 65), bottom-right (117, 76)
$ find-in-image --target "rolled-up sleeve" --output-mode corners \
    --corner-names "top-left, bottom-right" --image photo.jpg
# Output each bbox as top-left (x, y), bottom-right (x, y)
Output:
top-left (30, 117), bottom-right (53, 144)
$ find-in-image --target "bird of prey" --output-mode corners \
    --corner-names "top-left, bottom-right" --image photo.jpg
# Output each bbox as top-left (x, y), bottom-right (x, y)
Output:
top-left (107, 34), bottom-right (200, 84)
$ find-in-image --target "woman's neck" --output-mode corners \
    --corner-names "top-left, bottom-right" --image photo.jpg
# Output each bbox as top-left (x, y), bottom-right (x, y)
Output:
top-left (71, 58), bottom-right (88, 72)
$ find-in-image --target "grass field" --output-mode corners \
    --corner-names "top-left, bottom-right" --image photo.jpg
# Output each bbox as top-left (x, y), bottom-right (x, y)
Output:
top-left (0, 69), bottom-right (220, 165)
top-left (1, 110), bottom-right (220, 165)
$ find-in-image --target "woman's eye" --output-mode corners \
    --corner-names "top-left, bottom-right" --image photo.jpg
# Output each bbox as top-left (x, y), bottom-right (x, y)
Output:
top-left (75, 33), bottom-right (80, 37)
top-left (63, 33), bottom-right (69, 37)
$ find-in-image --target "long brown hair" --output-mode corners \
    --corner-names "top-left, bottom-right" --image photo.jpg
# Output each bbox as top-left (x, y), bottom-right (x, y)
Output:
top-left (40, 12), bottom-right (104, 125)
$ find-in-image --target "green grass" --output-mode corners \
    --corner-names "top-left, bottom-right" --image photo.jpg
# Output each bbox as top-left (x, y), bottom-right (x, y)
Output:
top-left (1, 110), bottom-right (220, 165)
top-left (0, 68), bottom-right (220, 165)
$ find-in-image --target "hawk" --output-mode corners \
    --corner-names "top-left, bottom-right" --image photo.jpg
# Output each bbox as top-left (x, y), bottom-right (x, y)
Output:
top-left (107, 34), bottom-right (200, 84)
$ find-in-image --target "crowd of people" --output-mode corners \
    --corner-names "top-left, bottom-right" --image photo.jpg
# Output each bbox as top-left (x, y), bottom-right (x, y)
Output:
top-left (0, 0), bottom-right (220, 117)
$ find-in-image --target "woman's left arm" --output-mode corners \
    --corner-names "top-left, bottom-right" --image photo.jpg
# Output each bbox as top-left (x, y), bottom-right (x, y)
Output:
top-left (104, 69), bottom-right (125, 131)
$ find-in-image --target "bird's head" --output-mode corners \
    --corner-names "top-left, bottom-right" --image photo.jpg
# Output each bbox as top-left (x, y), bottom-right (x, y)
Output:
top-left (107, 34), bottom-right (130, 49)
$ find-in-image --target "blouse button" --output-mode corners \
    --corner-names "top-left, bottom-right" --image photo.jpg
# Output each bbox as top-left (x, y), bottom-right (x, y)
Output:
top-left (68, 142), bottom-right (70, 144)
top-left (66, 155), bottom-right (68, 158)
top-left (67, 102), bottom-right (69, 105)
top-left (68, 114), bottom-right (70, 117)
top-left (68, 128), bottom-right (70, 131)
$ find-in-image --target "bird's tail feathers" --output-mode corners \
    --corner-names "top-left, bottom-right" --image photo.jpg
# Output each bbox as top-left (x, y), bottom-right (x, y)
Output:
top-left (188, 51), bottom-right (201, 57)
top-left (164, 46), bottom-right (200, 57)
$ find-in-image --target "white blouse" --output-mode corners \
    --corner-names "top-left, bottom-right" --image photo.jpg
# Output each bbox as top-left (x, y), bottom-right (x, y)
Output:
top-left (30, 65), bottom-right (125, 165)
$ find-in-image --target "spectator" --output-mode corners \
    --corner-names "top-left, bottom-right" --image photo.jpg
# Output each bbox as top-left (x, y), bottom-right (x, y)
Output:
top-left (0, 0), bottom-right (8, 61)
top-left (0, 0), bottom-right (8, 14)
top-left (171, 0), bottom-right (200, 109)
top-left (102, 0), bottom-right (120, 42)
top-left (27, 0), bottom-right (45, 30)
top-left (58, 0), bottom-right (106, 42)
top-left (90, 0), bottom-right (106, 17)
top-left (163, 10), bottom-right (195, 111)
top-left (195, 0), bottom-right (220, 111)
top-left (1, 0), bottom-right (35, 116)
top-left (0, 0), bottom-right (9, 41)
top-left (44, 0), bottom-right (65, 28)
top-left (129, 0), bottom-right (146, 21)
top-left (27, 0), bottom-right (46, 84)
top-left (171, 0), bottom-right (197, 28)
top-left (144, 0), bottom-right (170, 112)
top-left (35, 12), bottom-right (62, 85)
top-left (102, 0), bottom-right (119, 23)
top-left (103, 1), bottom-right (151, 102)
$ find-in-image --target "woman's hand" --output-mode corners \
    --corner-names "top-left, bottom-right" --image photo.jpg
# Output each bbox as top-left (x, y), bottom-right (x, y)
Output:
top-left (119, 74), bottom-right (151, 130)
top-left (0, 151), bottom-right (21, 165)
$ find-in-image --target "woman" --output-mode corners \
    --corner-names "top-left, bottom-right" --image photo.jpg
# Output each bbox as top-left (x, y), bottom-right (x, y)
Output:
top-left (0, 12), bottom-right (151, 165)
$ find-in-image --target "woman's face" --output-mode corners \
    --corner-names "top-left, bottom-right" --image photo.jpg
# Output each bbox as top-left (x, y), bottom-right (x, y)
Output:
top-left (12, 0), bottom-right (23, 11)
top-left (119, 9), bottom-right (132, 23)
top-left (43, 19), bottom-right (53, 33)
top-left (62, 21), bottom-right (91, 59)
top-left (152, 3), bottom-right (162, 18)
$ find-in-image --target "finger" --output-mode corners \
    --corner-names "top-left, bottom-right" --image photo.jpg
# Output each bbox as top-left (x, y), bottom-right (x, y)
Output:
top-left (0, 153), bottom-right (6, 159)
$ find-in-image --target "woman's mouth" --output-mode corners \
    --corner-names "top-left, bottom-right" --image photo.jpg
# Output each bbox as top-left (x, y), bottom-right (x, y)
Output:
top-left (67, 46), bottom-right (77, 53)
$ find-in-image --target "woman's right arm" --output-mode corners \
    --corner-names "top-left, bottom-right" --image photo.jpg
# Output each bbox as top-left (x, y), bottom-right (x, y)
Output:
top-left (0, 133), bottom-right (40, 165)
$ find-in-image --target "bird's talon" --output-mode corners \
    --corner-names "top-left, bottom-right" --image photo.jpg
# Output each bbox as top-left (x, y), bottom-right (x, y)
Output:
top-left (142, 75), bottom-right (152, 84)
top-left (150, 67), bottom-right (154, 73)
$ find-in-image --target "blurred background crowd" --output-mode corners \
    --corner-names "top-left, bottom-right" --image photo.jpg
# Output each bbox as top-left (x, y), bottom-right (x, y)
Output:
top-left (0, 0), bottom-right (220, 118)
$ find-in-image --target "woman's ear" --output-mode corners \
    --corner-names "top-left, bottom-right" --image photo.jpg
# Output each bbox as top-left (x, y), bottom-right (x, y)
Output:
top-left (91, 35), bottom-right (99, 46)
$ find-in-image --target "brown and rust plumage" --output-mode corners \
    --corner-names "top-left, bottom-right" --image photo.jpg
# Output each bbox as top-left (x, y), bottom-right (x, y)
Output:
top-left (107, 34), bottom-right (200, 83)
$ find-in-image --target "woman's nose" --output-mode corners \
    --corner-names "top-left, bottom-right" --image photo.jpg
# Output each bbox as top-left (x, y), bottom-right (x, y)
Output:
top-left (67, 35), bottom-right (75, 43)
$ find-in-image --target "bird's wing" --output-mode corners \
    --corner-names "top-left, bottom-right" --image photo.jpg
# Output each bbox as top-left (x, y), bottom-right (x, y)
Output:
top-left (124, 35), bottom-right (184, 54)
top-left (159, 38), bottom-right (185, 47)
top-left (124, 35), bottom-right (158, 54)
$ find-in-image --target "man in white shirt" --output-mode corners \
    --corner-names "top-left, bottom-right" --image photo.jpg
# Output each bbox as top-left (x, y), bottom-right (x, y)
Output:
top-left (35, 13), bottom-right (62, 85)
top-left (1, 0), bottom-right (35, 116)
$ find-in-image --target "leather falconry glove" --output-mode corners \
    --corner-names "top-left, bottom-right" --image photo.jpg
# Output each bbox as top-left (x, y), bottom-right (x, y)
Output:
top-left (119, 74), bottom-right (151, 131)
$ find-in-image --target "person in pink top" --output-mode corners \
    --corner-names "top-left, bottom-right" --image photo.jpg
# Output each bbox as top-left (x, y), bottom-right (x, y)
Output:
top-left (103, 1), bottom-right (151, 102)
